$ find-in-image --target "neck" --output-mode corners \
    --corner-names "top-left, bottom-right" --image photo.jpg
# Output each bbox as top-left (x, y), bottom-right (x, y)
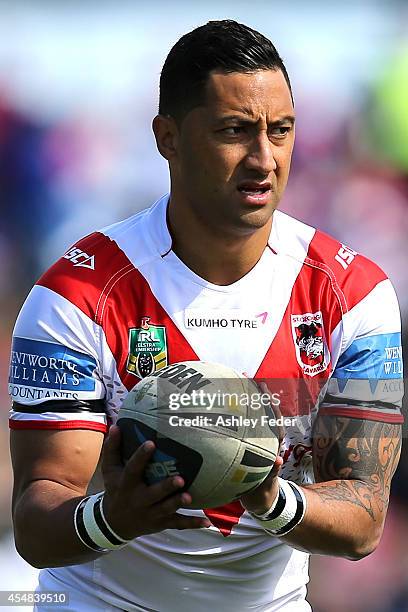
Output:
top-left (167, 199), bottom-right (273, 285)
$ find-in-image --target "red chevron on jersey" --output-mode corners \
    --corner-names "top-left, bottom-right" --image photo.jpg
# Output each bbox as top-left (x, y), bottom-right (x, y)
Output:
top-left (203, 501), bottom-right (245, 537)
top-left (255, 258), bottom-right (340, 415)
top-left (37, 232), bottom-right (133, 323)
top-left (99, 267), bottom-right (199, 390)
top-left (255, 228), bottom-right (390, 415)
top-left (306, 229), bottom-right (387, 313)
top-left (38, 236), bottom-right (199, 390)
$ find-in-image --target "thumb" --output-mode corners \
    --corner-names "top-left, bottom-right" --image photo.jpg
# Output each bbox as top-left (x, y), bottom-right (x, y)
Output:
top-left (270, 454), bottom-right (283, 478)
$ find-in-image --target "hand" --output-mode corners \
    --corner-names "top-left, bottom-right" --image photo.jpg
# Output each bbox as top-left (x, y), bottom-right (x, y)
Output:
top-left (239, 377), bottom-right (285, 515)
top-left (239, 455), bottom-right (283, 515)
top-left (100, 425), bottom-right (210, 540)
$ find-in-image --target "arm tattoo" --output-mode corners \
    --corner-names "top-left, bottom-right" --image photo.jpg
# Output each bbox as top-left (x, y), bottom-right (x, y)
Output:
top-left (312, 416), bottom-right (402, 521)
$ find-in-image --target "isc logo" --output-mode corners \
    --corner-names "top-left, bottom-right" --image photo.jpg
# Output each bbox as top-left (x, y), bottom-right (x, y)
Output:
top-left (63, 247), bottom-right (95, 270)
top-left (334, 244), bottom-right (357, 270)
top-left (145, 460), bottom-right (180, 481)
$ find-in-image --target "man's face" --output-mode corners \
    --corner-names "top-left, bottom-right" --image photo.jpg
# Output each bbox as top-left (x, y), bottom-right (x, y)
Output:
top-left (171, 69), bottom-right (295, 235)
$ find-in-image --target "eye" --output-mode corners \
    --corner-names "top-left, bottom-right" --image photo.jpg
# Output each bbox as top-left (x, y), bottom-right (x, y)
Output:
top-left (221, 126), bottom-right (246, 136)
top-left (269, 126), bottom-right (292, 138)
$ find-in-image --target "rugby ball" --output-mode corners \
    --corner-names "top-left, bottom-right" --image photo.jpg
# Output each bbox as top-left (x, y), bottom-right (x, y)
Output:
top-left (117, 361), bottom-right (279, 508)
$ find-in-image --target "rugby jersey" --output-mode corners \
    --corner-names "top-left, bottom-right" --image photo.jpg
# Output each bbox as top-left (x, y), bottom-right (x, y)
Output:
top-left (9, 195), bottom-right (403, 611)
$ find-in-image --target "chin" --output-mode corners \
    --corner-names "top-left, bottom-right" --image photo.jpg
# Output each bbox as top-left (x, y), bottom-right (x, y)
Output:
top-left (237, 206), bottom-right (275, 228)
top-left (219, 212), bottom-right (273, 237)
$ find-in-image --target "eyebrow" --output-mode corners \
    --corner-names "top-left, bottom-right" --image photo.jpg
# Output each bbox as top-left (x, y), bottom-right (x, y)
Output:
top-left (218, 114), bottom-right (296, 126)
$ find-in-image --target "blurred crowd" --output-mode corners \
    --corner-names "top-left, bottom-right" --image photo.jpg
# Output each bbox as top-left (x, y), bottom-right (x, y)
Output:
top-left (0, 2), bottom-right (407, 610)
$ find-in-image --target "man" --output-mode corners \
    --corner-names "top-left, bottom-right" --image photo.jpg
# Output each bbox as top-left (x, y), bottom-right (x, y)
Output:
top-left (9, 20), bottom-right (403, 611)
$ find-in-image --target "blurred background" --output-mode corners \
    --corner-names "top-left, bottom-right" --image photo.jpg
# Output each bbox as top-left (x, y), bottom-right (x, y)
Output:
top-left (1, 0), bottom-right (407, 610)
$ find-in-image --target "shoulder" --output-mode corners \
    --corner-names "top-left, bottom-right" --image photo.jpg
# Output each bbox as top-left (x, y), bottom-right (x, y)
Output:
top-left (273, 211), bottom-right (388, 314)
top-left (36, 196), bottom-right (170, 323)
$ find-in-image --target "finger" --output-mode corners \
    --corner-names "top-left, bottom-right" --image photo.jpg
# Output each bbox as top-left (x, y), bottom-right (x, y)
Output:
top-left (101, 425), bottom-right (123, 472)
top-left (258, 382), bottom-right (283, 421)
top-left (162, 513), bottom-right (211, 531)
top-left (151, 489), bottom-right (192, 518)
top-left (257, 381), bottom-right (285, 443)
top-left (258, 457), bottom-right (283, 490)
top-left (258, 380), bottom-right (279, 411)
top-left (144, 475), bottom-right (186, 505)
top-left (121, 440), bottom-right (156, 487)
top-left (270, 455), bottom-right (283, 478)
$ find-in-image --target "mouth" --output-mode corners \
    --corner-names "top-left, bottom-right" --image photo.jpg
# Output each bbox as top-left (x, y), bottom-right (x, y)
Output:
top-left (237, 181), bottom-right (272, 206)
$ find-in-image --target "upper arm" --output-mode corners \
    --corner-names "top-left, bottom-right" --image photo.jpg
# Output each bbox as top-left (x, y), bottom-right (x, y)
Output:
top-left (8, 274), bottom-right (110, 512)
top-left (10, 428), bottom-right (104, 514)
top-left (312, 275), bottom-right (403, 514)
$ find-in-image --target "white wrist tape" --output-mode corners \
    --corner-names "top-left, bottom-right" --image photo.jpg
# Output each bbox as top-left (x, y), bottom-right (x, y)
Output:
top-left (250, 478), bottom-right (307, 536)
top-left (74, 492), bottom-right (130, 552)
top-left (249, 485), bottom-right (281, 521)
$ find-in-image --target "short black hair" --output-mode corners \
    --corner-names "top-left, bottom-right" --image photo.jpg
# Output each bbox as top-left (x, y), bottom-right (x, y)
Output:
top-left (159, 19), bottom-right (293, 123)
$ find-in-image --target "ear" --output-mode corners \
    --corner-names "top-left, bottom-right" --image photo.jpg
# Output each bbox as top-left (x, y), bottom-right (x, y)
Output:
top-left (152, 115), bottom-right (179, 161)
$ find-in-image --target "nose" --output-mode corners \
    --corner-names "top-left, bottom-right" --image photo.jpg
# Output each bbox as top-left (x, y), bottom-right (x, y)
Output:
top-left (244, 132), bottom-right (277, 175)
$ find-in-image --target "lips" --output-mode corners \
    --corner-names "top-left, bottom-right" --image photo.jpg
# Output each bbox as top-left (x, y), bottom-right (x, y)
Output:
top-left (237, 181), bottom-right (272, 205)
top-left (237, 181), bottom-right (271, 194)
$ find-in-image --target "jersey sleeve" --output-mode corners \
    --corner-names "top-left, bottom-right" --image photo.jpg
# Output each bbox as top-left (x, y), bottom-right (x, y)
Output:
top-left (8, 283), bottom-right (108, 433)
top-left (320, 278), bottom-right (404, 423)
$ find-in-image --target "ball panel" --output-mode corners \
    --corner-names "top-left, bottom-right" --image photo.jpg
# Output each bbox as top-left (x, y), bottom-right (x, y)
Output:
top-left (119, 411), bottom-right (245, 508)
top-left (118, 417), bottom-right (203, 490)
top-left (205, 439), bottom-right (276, 504)
top-left (240, 448), bottom-right (276, 467)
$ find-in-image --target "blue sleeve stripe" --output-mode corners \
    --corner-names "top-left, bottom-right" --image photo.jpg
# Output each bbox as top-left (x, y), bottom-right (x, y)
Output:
top-left (334, 332), bottom-right (403, 380)
top-left (9, 337), bottom-right (97, 392)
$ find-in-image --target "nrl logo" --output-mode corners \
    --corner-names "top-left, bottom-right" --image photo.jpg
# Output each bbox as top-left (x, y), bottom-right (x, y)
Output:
top-left (126, 317), bottom-right (168, 378)
top-left (291, 311), bottom-right (330, 377)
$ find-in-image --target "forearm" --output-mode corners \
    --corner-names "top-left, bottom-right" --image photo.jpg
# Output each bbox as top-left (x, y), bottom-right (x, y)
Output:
top-left (13, 480), bottom-right (103, 568)
top-left (278, 479), bottom-right (384, 560)
top-left (280, 417), bottom-right (402, 559)
top-left (12, 430), bottom-right (210, 570)
top-left (246, 393), bottom-right (402, 559)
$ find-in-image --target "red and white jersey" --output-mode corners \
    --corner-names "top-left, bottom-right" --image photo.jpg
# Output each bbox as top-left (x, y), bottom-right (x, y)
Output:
top-left (9, 195), bottom-right (403, 611)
